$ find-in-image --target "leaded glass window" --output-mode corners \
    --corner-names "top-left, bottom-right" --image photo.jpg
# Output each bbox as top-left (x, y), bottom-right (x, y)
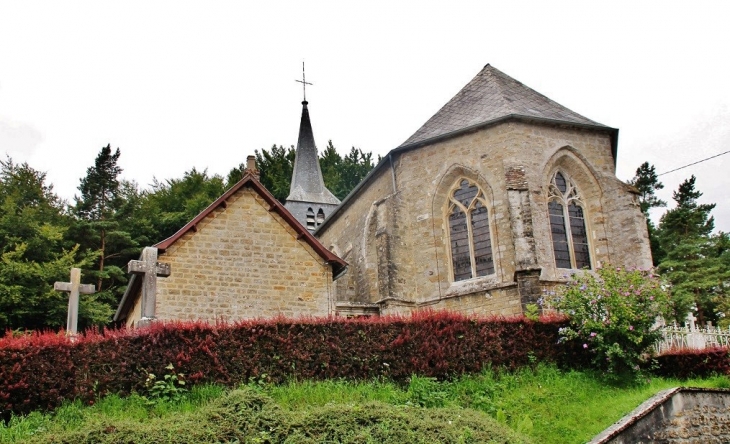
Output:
top-left (448, 179), bottom-right (494, 281)
top-left (548, 172), bottom-right (591, 269)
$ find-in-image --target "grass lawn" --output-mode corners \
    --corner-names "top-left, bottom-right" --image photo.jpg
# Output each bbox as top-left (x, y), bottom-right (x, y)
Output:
top-left (2, 364), bottom-right (728, 443)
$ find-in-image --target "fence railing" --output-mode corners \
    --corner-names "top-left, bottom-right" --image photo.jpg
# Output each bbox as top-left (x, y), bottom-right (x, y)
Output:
top-left (654, 323), bottom-right (730, 354)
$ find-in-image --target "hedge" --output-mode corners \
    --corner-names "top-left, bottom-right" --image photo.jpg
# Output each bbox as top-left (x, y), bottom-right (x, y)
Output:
top-left (3, 311), bottom-right (727, 417)
top-left (653, 347), bottom-right (730, 379)
top-left (1, 312), bottom-right (579, 416)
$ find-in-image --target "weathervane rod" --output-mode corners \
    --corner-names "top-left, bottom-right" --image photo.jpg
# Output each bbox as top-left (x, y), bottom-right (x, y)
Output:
top-left (295, 61), bottom-right (313, 101)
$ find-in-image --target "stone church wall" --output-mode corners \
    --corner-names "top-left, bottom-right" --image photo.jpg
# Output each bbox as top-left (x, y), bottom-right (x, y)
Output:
top-left (320, 165), bottom-right (397, 306)
top-left (128, 187), bottom-right (333, 325)
top-left (318, 120), bottom-right (652, 317)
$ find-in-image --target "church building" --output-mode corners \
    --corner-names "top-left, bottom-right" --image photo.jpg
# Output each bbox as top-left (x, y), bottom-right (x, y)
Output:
top-left (315, 64), bottom-right (652, 317)
top-left (115, 63), bottom-right (652, 325)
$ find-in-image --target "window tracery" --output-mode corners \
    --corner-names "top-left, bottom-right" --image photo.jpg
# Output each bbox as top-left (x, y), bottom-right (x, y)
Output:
top-left (447, 179), bottom-right (494, 281)
top-left (548, 172), bottom-right (591, 269)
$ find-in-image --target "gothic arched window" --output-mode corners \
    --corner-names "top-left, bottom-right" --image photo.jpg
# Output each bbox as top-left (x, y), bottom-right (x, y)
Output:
top-left (448, 179), bottom-right (495, 281)
top-left (548, 172), bottom-right (591, 269)
top-left (316, 208), bottom-right (325, 225)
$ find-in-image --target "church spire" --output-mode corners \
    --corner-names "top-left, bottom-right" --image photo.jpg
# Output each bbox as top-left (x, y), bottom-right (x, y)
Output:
top-left (286, 100), bottom-right (339, 204)
top-left (285, 72), bottom-right (340, 231)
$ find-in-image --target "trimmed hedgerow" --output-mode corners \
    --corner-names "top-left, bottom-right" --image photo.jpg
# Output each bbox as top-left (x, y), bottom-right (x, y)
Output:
top-left (1, 312), bottom-right (583, 416)
top-left (653, 347), bottom-right (730, 379)
top-left (4, 312), bottom-right (728, 417)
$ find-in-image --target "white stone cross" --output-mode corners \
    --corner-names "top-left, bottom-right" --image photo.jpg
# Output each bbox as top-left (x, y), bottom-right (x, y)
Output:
top-left (54, 268), bottom-right (95, 336)
top-left (685, 311), bottom-right (698, 331)
top-left (127, 247), bottom-right (171, 324)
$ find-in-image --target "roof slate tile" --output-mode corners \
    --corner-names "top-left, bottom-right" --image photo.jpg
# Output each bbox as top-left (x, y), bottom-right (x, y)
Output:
top-left (400, 64), bottom-right (605, 147)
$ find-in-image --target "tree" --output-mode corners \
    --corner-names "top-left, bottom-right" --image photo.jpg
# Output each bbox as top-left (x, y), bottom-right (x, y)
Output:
top-left (657, 176), bottom-right (728, 325)
top-left (629, 162), bottom-right (666, 216)
top-left (237, 142), bottom-right (376, 203)
top-left (0, 158), bottom-right (112, 330)
top-left (139, 168), bottom-right (228, 242)
top-left (334, 146), bottom-right (376, 200)
top-left (629, 162), bottom-right (666, 264)
top-left (253, 145), bottom-right (296, 202)
top-left (658, 176), bottom-right (715, 239)
top-left (71, 145), bottom-right (141, 309)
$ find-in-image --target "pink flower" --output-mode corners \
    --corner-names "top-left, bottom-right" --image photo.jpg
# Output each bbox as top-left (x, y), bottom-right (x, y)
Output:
top-left (583, 343), bottom-right (588, 349)
top-left (590, 332), bottom-right (597, 337)
top-left (629, 325), bottom-right (634, 331)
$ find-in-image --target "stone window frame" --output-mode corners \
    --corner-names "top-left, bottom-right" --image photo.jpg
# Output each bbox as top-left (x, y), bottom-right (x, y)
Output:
top-left (547, 170), bottom-right (593, 270)
top-left (445, 178), bottom-right (497, 282)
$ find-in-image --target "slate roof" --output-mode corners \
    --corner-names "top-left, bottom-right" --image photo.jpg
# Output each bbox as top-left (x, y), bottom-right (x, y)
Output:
top-left (315, 64), bottom-right (618, 235)
top-left (400, 64), bottom-right (607, 148)
top-left (287, 101), bottom-right (340, 204)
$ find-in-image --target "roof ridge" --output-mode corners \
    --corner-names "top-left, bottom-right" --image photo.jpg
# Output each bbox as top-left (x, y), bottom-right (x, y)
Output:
top-left (399, 63), bottom-right (606, 148)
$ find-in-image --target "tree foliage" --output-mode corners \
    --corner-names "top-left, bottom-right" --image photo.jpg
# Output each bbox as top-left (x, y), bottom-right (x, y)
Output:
top-left (139, 168), bottom-right (228, 242)
top-left (0, 158), bottom-right (112, 330)
top-left (628, 162), bottom-right (666, 264)
top-left (70, 146), bottom-right (143, 313)
top-left (245, 141), bottom-right (377, 202)
top-left (0, 140), bottom-right (376, 330)
top-left (656, 175), bottom-right (729, 325)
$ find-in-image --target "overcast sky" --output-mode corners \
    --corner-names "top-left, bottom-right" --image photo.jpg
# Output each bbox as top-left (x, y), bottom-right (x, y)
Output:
top-left (1, 1), bottom-right (728, 232)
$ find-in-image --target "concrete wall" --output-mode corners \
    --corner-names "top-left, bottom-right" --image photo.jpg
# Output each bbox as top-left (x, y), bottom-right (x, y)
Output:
top-left (591, 388), bottom-right (730, 443)
top-left (126, 186), bottom-right (333, 326)
top-left (317, 120), bottom-right (652, 316)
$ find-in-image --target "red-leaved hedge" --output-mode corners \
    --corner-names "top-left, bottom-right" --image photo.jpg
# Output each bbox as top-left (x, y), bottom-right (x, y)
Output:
top-left (1, 312), bottom-right (581, 416)
top-left (5, 312), bottom-right (727, 417)
top-left (653, 347), bottom-right (730, 379)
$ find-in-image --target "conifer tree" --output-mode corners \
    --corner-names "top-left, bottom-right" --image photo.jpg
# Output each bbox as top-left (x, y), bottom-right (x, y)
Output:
top-left (629, 162), bottom-right (667, 264)
top-left (72, 145), bottom-right (141, 304)
top-left (657, 176), bottom-right (729, 325)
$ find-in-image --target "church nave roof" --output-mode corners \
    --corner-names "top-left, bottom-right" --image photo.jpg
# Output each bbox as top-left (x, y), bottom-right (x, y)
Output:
top-left (400, 64), bottom-right (608, 148)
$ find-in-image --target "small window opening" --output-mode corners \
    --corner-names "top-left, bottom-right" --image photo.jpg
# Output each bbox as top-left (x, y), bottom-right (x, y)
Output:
top-left (306, 207), bottom-right (316, 230)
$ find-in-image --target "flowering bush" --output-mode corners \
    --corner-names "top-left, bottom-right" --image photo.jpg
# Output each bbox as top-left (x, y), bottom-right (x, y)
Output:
top-left (549, 267), bottom-right (670, 382)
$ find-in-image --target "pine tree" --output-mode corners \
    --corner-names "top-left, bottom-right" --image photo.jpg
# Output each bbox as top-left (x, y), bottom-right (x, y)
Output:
top-left (629, 162), bottom-right (666, 215)
top-left (72, 145), bottom-right (141, 305)
top-left (657, 176), bottom-right (728, 325)
top-left (629, 162), bottom-right (667, 264)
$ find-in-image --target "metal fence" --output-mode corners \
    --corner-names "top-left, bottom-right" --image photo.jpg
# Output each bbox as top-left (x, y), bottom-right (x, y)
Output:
top-left (654, 323), bottom-right (730, 354)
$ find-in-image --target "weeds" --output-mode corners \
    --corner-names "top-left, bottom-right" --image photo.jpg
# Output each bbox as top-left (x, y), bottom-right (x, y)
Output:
top-left (2, 364), bottom-right (728, 444)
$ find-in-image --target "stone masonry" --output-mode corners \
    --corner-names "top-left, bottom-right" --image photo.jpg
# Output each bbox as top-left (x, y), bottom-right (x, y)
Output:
top-left (316, 64), bottom-right (652, 317)
top-left (116, 168), bottom-right (345, 327)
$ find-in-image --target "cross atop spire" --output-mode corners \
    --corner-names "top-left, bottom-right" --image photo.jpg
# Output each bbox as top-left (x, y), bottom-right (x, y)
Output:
top-left (295, 61), bottom-right (313, 102)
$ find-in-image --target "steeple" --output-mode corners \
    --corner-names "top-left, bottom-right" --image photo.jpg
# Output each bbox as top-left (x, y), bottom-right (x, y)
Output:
top-left (285, 100), bottom-right (340, 231)
top-left (286, 101), bottom-right (340, 204)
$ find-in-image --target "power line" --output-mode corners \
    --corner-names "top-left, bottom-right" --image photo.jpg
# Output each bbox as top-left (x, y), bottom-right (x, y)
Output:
top-left (657, 149), bottom-right (730, 176)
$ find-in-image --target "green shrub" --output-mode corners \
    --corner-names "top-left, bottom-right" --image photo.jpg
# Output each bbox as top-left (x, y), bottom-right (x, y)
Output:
top-left (548, 267), bottom-right (670, 382)
top-left (143, 364), bottom-right (187, 405)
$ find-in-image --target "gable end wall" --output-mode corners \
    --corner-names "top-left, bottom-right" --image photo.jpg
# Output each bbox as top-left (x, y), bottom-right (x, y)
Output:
top-left (127, 187), bottom-right (333, 325)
